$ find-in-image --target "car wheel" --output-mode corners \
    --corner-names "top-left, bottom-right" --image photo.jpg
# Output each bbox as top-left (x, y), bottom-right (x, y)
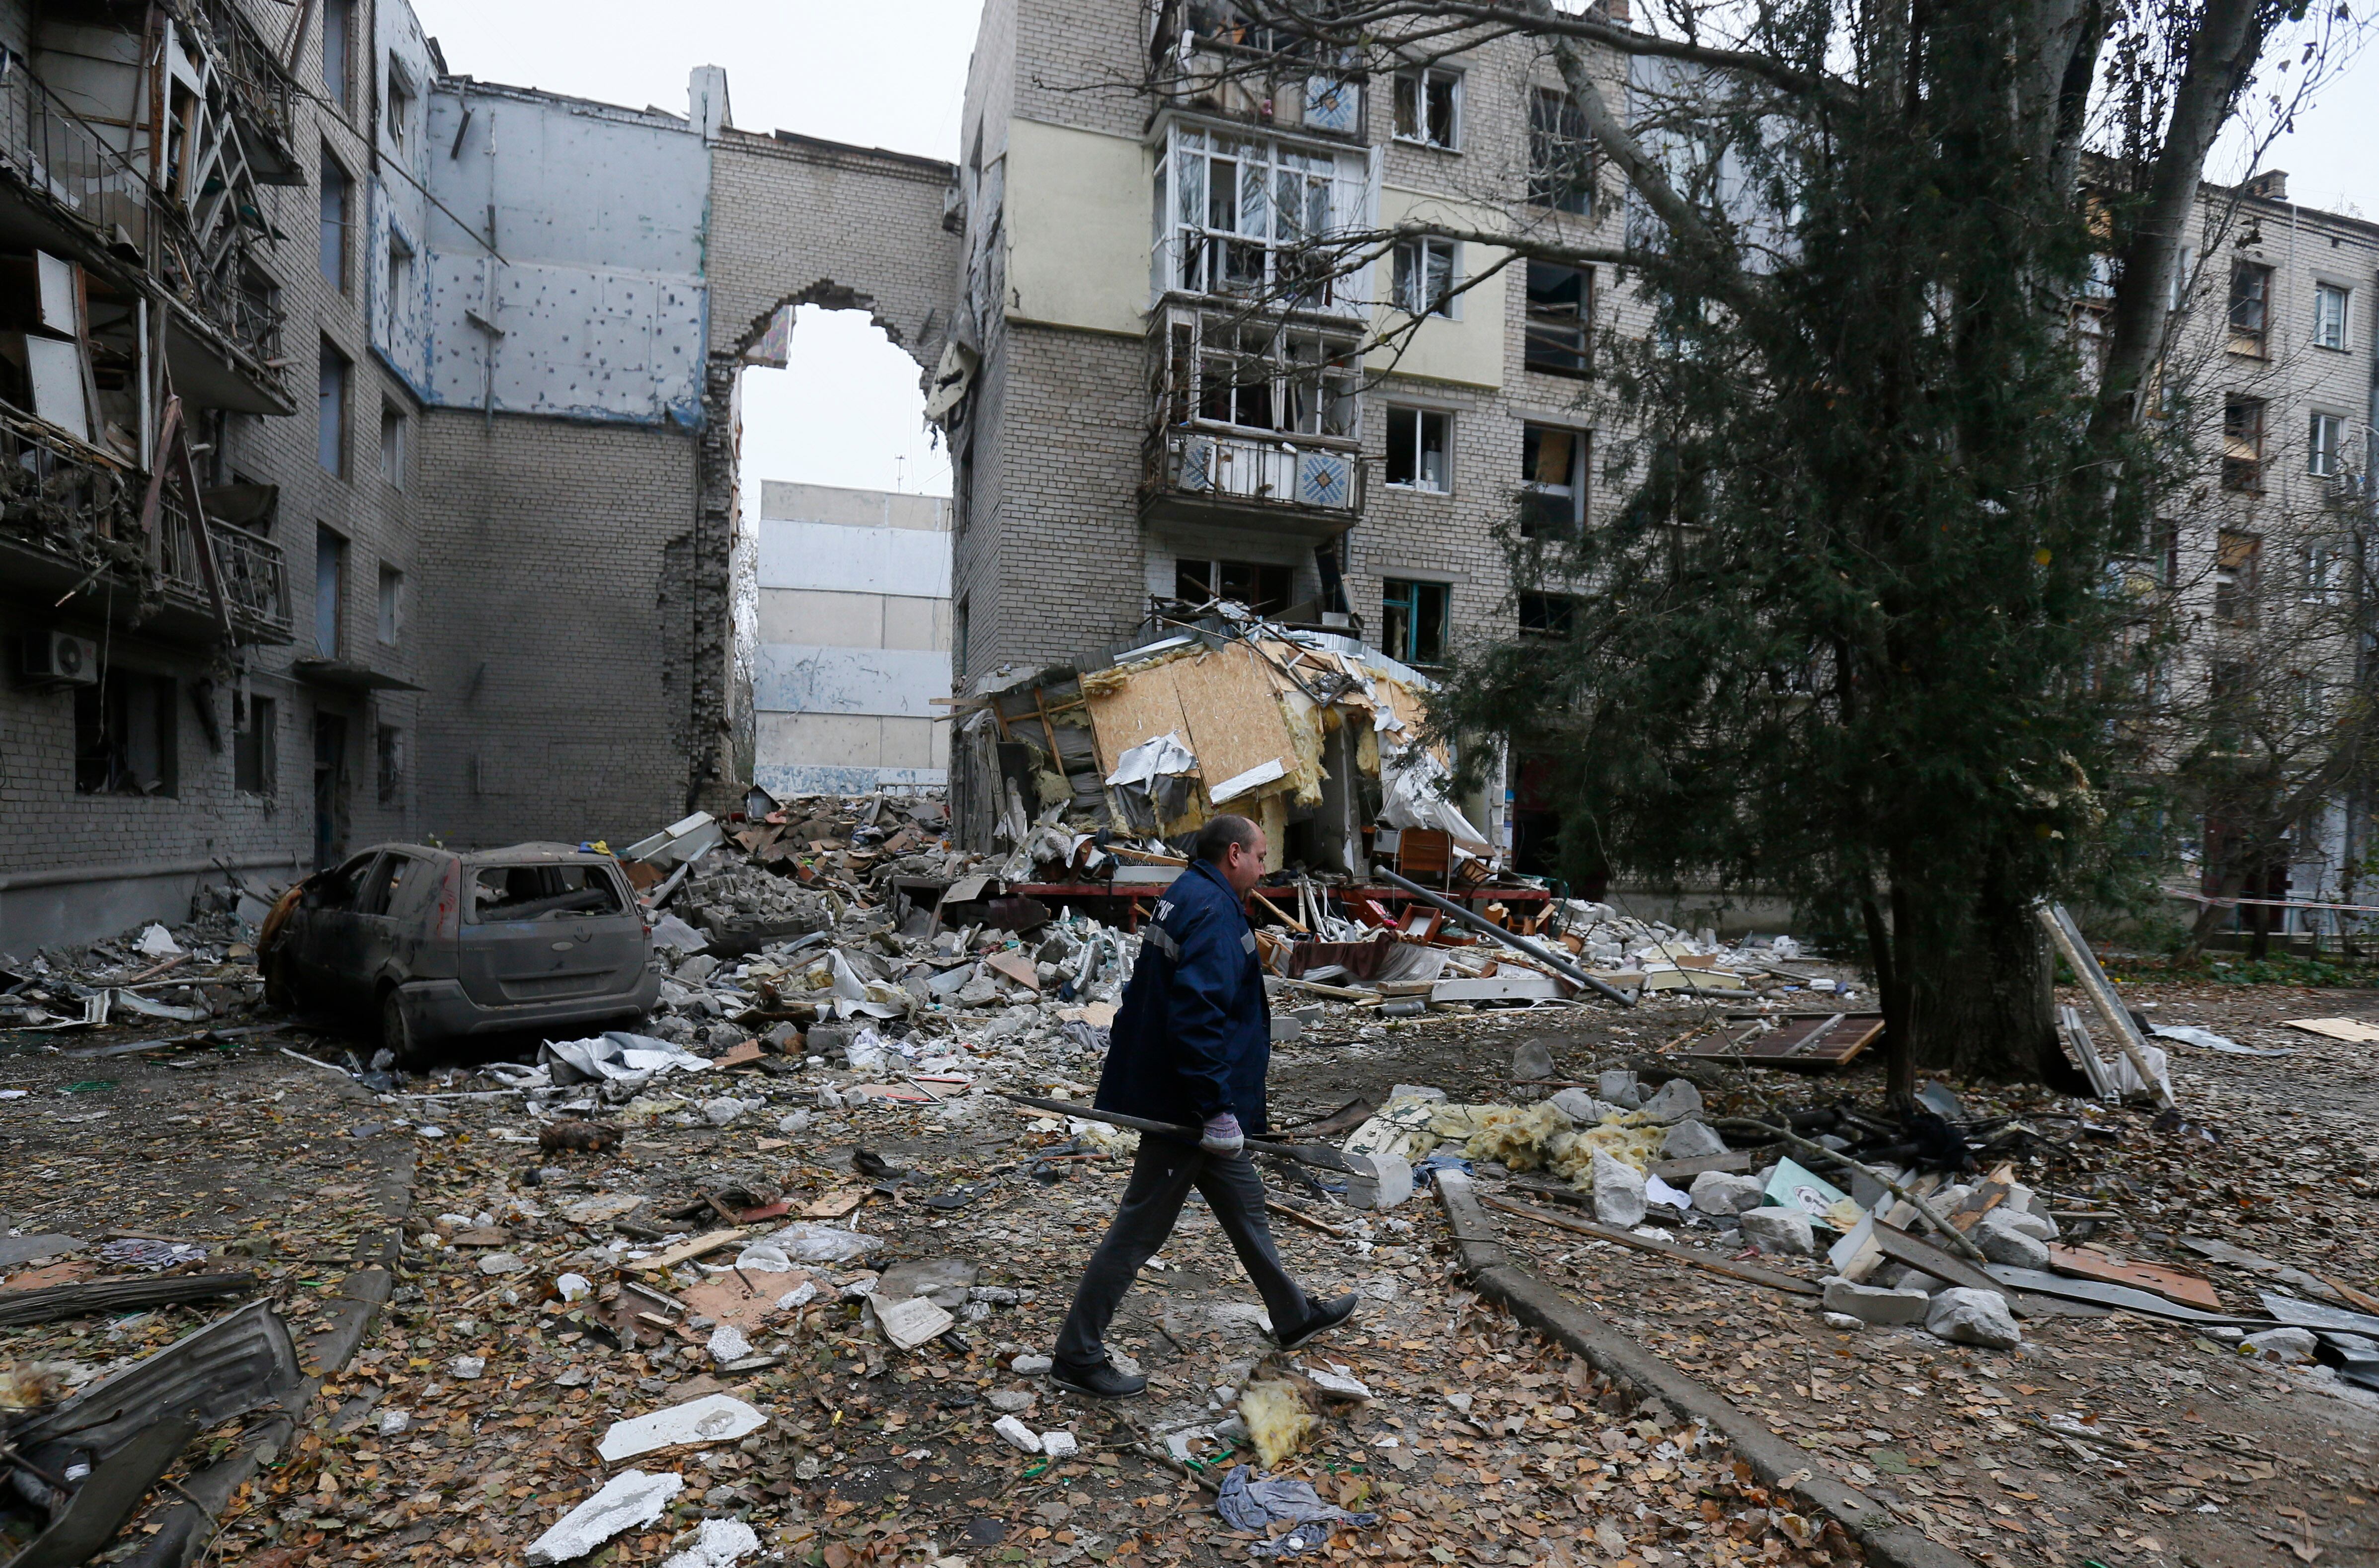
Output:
top-left (380, 989), bottom-right (426, 1069)
top-left (262, 952), bottom-right (297, 1013)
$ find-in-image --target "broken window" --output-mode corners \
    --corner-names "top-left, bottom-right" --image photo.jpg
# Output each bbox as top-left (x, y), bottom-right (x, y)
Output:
top-left (1381, 578), bottom-right (1449, 666)
top-left (2227, 261), bottom-right (2271, 357)
top-left (1176, 558), bottom-right (1294, 614)
top-left (2214, 531), bottom-right (2259, 625)
top-left (319, 152), bottom-right (351, 291)
top-left (377, 724), bottom-right (405, 806)
top-left (2300, 539), bottom-right (2340, 604)
top-left (1519, 423), bottom-right (1586, 537)
top-left (2313, 282), bottom-right (2350, 350)
top-left (75, 669), bottom-right (178, 796)
top-left (322, 0), bottom-right (355, 108)
top-left (318, 340), bottom-right (349, 475)
top-left (386, 60), bottom-right (415, 152)
top-left (316, 526), bottom-right (347, 657)
top-left (1175, 316), bottom-right (1356, 436)
top-left (1384, 406), bottom-right (1449, 492)
top-left (385, 233), bottom-right (413, 341)
top-left (380, 402), bottom-right (406, 485)
top-left (1393, 67), bottom-right (1459, 149)
top-left (234, 695), bottom-right (277, 795)
top-left (1517, 591), bottom-right (1577, 638)
top-left (2309, 411), bottom-right (2346, 478)
top-left (376, 562), bottom-right (403, 644)
top-left (2221, 396), bottom-right (2265, 491)
top-left (1181, 1), bottom-right (1326, 58)
top-left (1524, 262), bottom-right (1591, 376)
top-left (1392, 237), bottom-right (1458, 318)
top-left (359, 851), bottom-right (415, 914)
top-left (1165, 127), bottom-right (1364, 307)
top-left (1528, 89), bottom-right (1592, 214)
top-left (469, 863), bottom-right (626, 923)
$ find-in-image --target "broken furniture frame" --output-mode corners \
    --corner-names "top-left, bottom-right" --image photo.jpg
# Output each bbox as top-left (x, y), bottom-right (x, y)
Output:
top-left (2034, 904), bottom-right (2174, 1109)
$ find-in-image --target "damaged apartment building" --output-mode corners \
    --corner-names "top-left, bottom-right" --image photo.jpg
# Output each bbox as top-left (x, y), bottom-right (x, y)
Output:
top-left (0, 0), bottom-right (958, 949)
top-left (931, 3), bottom-right (2379, 902)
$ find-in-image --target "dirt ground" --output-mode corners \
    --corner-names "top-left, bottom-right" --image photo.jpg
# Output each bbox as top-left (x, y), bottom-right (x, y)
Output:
top-left (6, 970), bottom-right (2379, 1568)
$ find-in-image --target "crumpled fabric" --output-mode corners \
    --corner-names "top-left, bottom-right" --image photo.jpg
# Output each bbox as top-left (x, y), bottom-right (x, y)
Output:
top-left (1216, 1467), bottom-right (1379, 1558)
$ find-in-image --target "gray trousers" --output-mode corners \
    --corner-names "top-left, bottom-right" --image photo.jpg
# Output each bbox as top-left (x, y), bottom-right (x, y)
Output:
top-left (1053, 1136), bottom-right (1313, 1370)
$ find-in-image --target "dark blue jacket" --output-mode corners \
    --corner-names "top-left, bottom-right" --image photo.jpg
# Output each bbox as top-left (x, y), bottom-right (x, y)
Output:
top-left (1095, 858), bottom-right (1271, 1135)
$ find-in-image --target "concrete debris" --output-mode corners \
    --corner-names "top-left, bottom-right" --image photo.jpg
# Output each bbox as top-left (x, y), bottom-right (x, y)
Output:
top-left (1589, 1150), bottom-right (1648, 1228)
top-left (1689, 1171), bottom-right (1764, 1215)
top-left (1738, 1208), bottom-right (1816, 1257)
top-left (1661, 1120), bottom-right (1728, 1160)
top-left (1973, 1212), bottom-right (2053, 1270)
top-left (1820, 1277), bottom-right (1932, 1326)
top-left (2239, 1327), bottom-right (2317, 1364)
top-left (1925, 1287), bottom-right (2022, 1350)
top-left (660, 1518), bottom-right (764, 1568)
top-left (597, 1394), bottom-right (768, 1462)
top-left (525, 1469), bottom-right (685, 1565)
top-left (993, 1414), bottom-right (1042, 1453)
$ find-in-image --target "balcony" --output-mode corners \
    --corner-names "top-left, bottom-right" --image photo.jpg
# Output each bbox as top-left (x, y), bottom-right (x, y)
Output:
top-left (0, 407), bottom-right (290, 645)
top-left (1153, 6), bottom-right (1366, 143)
top-left (1142, 425), bottom-right (1363, 539)
top-left (0, 44), bottom-right (290, 411)
top-left (173, 0), bottom-right (306, 186)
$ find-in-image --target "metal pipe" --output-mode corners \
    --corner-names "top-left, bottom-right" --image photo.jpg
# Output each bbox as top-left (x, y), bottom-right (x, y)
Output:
top-left (1376, 868), bottom-right (1635, 1007)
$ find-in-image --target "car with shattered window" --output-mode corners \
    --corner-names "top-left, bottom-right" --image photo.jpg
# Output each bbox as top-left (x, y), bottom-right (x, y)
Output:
top-left (259, 843), bottom-right (661, 1063)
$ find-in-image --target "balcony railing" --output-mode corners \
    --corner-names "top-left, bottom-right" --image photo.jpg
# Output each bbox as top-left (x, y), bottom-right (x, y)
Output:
top-left (0, 405), bottom-right (288, 641)
top-left (1144, 425), bottom-right (1363, 519)
top-left (0, 49), bottom-right (153, 251)
top-left (159, 488), bottom-right (289, 637)
top-left (173, 0), bottom-right (302, 179)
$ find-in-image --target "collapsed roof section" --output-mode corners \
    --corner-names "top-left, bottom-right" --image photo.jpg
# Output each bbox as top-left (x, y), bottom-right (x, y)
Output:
top-left (952, 611), bottom-right (1490, 874)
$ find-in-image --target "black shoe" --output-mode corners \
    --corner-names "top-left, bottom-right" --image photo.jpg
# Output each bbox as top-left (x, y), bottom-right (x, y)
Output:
top-left (1273, 1293), bottom-right (1358, 1352)
top-left (1049, 1358), bottom-right (1148, 1400)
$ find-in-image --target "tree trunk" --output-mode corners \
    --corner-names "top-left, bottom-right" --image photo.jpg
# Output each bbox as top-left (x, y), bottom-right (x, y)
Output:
top-left (1903, 880), bottom-right (2075, 1086)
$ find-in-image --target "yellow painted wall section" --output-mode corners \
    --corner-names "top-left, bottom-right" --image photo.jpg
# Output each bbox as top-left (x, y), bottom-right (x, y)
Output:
top-left (1006, 118), bottom-right (1154, 337)
top-left (1366, 188), bottom-right (1507, 389)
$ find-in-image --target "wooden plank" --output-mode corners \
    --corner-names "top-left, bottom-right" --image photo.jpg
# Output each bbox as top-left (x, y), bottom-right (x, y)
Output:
top-left (628, 1230), bottom-right (747, 1273)
top-left (1168, 643), bottom-right (1303, 801)
top-left (2046, 1247), bottom-right (2223, 1311)
top-left (1866, 1222), bottom-right (2084, 1319)
top-left (1481, 1194), bottom-right (1822, 1297)
top-left (1083, 657), bottom-right (1195, 779)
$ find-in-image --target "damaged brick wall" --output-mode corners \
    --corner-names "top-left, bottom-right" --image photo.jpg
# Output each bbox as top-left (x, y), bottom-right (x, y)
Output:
top-left (689, 129), bottom-right (963, 814)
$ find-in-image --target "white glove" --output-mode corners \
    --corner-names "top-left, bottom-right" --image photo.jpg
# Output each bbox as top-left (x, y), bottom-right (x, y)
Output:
top-left (1200, 1112), bottom-right (1245, 1155)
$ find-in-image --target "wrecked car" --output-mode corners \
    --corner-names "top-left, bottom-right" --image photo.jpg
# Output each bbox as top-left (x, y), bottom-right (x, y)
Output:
top-left (260, 843), bottom-right (661, 1063)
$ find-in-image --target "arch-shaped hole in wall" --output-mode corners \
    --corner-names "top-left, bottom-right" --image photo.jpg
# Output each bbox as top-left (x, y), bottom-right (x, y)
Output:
top-left (738, 304), bottom-right (951, 505)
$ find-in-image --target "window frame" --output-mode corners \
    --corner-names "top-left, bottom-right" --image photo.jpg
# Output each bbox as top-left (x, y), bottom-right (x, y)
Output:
top-left (318, 148), bottom-right (352, 293)
top-left (2309, 411), bottom-right (2347, 478)
top-left (234, 693), bottom-right (277, 796)
top-left (1392, 236), bottom-right (1460, 319)
top-left (1527, 87), bottom-right (1593, 215)
top-left (2221, 394), bottom-right (2266, 491)
top-left (1519, 422), bottom-right (1587, 537)
top-left (1160, 124), bottom-right (1369, 314)
top-left (1381, 577), bottom-right (1451, 667)
top-left (321, 0), bottom-right (355, 109)
top-left (1517, 590), bottom-right (1578, 639)
top-left (1383, 405), bottom-right (1451, 493)
top-left (377, 723), bottom-right (405, 807)
top-left (316, 524), bottom-right (348, 658)
top-left (2227, 260), bottom-right (2272, 357)
top-left (1523, 260), bottom-right (1591, 376)
top-left (2214, 530), bottom-right (2261, 626)
top-left (2312, 282), bottom-right (2350, 352)
top-left (1174, 557), bottom-right (1297, 615)
top-left (1164, 313), bottom-right (1362, 441)
top-left (379, 401), bottom-right (407, 487)
top-left (376, 562), bottom-right (403, 645)
top-left (74, 668), bottom-right (178, 797)
top-left (1391, 66), bottom-right (1461, 151)
top-left (318, 339), bottom-right (350, 477)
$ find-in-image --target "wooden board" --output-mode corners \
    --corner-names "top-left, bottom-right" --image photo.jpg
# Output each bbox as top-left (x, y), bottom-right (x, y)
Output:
top-left (1168, 644), bottom-right (1303, 801)
top-left (629, 1229), bottom-right (746, 1273)
top-left (1685, 1013), bottom-right (1882, 1070)
top-left (2281, 1017), bottom-right (2379, 1043)
top-left (1083, 657), bottom-right (1196, 779)
top-left (2047, 1246), bottom-right (2223, 1311)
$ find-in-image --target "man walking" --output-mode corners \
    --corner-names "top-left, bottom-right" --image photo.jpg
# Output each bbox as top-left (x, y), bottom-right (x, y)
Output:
top-left (1048, 813), bottom-right (1355, 1399)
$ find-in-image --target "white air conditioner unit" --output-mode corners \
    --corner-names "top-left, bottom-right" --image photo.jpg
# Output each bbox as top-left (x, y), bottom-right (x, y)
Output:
top-left (18, 630), bottom-right (98, 687)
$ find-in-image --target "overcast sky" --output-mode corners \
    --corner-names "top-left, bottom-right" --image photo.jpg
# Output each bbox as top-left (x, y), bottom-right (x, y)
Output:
top-left (407, 0), bottom-right (2376, 506)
